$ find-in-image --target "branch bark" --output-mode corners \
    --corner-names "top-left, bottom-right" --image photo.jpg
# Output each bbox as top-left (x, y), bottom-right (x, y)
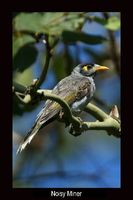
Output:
top-left (13, 86), bottom-right (121, 138)
top-left (84, 103), bottom-right (108, 121)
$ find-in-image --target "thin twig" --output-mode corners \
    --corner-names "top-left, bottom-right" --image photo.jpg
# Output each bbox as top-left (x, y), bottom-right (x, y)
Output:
top-left (82, 118), bottom-right (120, 138)
top-left (103, 12), bottom-right (120, 76)
top-left (35, 34), bottom-right (52, 89)
top-left (15, 92), bottom-right (30, 104)
top-left (84, 103), bottom-right (108, 121)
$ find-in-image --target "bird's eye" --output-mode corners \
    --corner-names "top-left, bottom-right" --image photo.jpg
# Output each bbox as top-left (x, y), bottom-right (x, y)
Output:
top-left (82, 65), bottom-right (89, 71)
top-left (82, 64), bottom-right (94, 72)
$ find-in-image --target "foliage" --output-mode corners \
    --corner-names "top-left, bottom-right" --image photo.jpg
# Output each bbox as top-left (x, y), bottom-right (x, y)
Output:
top-left (13, 12), bottom-right (120, 116)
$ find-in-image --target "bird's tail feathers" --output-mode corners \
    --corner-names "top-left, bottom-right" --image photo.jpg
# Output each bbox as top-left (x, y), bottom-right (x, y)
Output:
top-left (16, 109), bottom-right (58, 154)
top-left (16, 123), bottom-right (41, 154)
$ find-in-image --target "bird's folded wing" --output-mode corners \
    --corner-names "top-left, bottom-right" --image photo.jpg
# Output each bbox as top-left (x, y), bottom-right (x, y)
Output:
top-left (17, 76), bottom-right (91, 153)
top-left (38, 76), bottom-right (91, 123)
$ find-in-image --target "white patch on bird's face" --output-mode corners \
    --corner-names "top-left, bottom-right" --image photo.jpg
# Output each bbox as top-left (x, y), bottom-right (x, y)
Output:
top-left (94, 64), bottom-right (100, 67)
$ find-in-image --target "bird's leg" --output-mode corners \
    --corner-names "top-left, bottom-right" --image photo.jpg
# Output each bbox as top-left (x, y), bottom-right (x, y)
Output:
top-left (69, 124), bottom-right (82, 136)
top-left (58, 110), bottom-right (70, 127)
top-left (59, 110), bottom-right (64, 119)
top-left (58, 110), bottom-right (83, 136)
top-left (76, 117), bottom-right (83, 124)
top-left (69, 117), bottom-right (83, 136)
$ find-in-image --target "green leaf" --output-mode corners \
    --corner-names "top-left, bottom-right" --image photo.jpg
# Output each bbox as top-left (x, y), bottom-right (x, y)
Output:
top-left (14, 12), bottom-right (43, 32)
top-left (13, 34), bottom-right (35, 57)
top-left (92, 16), bottom-right (107, 25)
top-left (62, 31), bottom-right (107, 45)
top-left (92, 16), bottom-right (120, 31)
top-left (13, 95), bottom-right (24, 116)
top-left (13, 43), bottom-right (38, 72)
top-left (13, 65), bottom-right (34, 86)
top-left (105, 16), bottom-right (120, 31)
top-left (14, 12), bottom-right (85, 36)
top-left (13, 95), bottom-right (39, 116)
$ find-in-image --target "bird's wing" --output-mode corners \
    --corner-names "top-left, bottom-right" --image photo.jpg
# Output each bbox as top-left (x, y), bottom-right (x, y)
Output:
top-left (37, 76), bottom-right (91, 123)
top-left (17, 76), bottom-right (91, 153)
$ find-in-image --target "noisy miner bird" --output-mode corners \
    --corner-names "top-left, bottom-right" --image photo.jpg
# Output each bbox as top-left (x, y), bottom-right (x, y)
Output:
top-left (17, 63), bottom-right (109, 153)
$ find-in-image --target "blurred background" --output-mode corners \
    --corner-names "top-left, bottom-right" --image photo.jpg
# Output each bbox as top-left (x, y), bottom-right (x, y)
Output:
top-left (12, 12), bottom-right (121, 188)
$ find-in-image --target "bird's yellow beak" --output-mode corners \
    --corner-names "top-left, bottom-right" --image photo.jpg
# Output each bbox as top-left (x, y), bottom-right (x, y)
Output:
top-left (93, 65), bottom-right (109, 72)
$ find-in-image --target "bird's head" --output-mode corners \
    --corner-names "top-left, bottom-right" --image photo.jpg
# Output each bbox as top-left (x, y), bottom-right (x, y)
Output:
top-left (72, 63), bottom-right (109, 77)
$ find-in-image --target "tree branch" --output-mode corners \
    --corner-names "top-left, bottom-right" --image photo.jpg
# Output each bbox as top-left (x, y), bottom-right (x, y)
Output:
top-left (13, 31), bottom-right (52, 91)
top-left (37, 90), bottom-right (121, 138)
top-left (81, 117), bottom-right (120, 138)
top-left (13, 83), bottom-right (121, 138)
top-left (84, 103), bottom-right (120, 137)
top-left (84, 103), bottom-right (108, 121)
top-left (13, 82), bottom-right (26, 93)
top-left (103, 12), bottom-right (120, 76)
top-left (35, 34), bottom-right (52, 90)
